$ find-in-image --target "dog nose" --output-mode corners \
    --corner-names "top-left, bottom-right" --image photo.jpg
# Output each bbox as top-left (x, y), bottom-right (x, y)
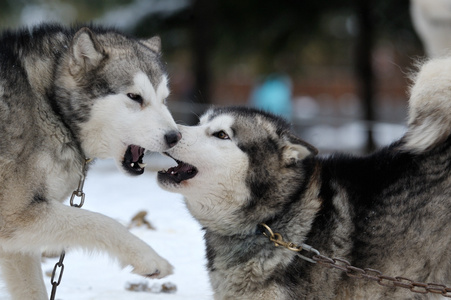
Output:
top-left (165, 130), bottom-right (182, 148)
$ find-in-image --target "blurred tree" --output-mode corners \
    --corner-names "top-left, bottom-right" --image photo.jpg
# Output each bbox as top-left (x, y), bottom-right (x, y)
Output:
top-left (189, 0), bottom-right (217, 104)
top-left (355, 0), bottom-right (376, 153)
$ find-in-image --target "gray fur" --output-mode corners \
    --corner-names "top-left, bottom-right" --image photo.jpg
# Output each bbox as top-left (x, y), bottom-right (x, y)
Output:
top-left (0, 23), bottom-right (179, 300)
top-left (158, 57), bottom-right (451, 299)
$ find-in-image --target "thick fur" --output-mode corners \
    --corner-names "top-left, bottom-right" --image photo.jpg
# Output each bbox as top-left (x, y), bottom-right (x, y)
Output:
top-left (158, 57), bottom-right (451, 299)
top-left (0, 23), bottom-right (180, 300)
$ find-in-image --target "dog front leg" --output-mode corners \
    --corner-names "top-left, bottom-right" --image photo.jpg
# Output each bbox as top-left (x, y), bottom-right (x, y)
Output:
top-left (0, 250), bottom-right (48, 300)
top-left (7, 201), bottom-right (173, 279)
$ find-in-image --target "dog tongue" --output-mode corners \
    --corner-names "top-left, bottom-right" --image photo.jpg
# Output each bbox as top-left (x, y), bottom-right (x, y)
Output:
top-left (130, 145), bottom-right (144, 162)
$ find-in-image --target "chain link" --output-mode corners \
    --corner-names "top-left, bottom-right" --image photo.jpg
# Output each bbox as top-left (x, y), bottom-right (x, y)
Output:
top-left (49, 252), bottom-right (65, 300)
top-left (260, 223), bottom-right (451, 298)
top-left (49, 158), bottom-right (90, 300)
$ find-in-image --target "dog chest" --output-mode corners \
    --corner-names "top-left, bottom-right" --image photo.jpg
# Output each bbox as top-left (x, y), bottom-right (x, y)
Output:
top-left (37, 147), bottom-right (84, 202)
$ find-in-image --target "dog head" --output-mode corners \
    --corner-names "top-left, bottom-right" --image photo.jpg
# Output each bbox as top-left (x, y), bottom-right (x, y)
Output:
top-left (158, 106), bottom-right (317, 233)
top-left (54, 27), bottom-right (180, 175)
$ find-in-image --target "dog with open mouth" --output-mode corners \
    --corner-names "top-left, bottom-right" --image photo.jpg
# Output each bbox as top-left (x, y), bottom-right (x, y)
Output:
top-left (0, 23), bottom-right (180, 300)
top-left (158, 58), bottom-right (451, 300)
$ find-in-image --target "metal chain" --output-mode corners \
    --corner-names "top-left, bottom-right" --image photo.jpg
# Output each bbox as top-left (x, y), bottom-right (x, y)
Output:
top-left (49, 158), bottom-right (91, 300)
top-left (49, 252), bottom-right (65, 300)
top-left (260, 223), bottom-right (451, 298)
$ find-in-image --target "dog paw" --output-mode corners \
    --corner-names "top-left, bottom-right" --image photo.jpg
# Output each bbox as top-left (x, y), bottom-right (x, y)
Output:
top-left (131, 257), bottom-right (174, 279)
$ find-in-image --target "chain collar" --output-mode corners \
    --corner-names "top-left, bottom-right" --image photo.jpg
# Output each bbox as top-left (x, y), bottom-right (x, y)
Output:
top-left (259, 223), bottom-right (319, 263)
top-left (69, 158), bottom-right (92, 208)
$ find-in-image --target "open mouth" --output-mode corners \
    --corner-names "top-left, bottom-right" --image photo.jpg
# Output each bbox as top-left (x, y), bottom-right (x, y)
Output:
top-left (158, 153), bottom-right (198, 184)
top-left (122, 145), bottom-right (146, 175)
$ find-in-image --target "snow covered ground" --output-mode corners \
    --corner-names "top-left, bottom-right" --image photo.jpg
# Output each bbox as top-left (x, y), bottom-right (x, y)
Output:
top-left (0, 154), bottom-right (213, 300)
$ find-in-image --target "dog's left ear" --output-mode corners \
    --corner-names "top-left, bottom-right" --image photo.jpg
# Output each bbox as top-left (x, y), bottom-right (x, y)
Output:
top-left (69, 27), bottom-right (105, 75)
top-left (282, 134), bottom-right (318, 166)
top-left (141, 36), bottom-right (161, 53)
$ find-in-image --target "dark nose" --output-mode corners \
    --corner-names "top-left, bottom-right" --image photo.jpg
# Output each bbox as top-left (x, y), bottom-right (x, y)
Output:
top-left (165, 130), bottom-right (182, 148)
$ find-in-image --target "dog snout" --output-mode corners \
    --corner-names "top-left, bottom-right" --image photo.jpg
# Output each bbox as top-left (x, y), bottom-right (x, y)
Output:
top-left (165, 130), bottom-right (182, 148)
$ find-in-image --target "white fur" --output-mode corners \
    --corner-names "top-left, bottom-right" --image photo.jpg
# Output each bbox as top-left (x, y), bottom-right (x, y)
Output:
top-left (0, 252), bottom-right (48, 300)
top-left (1, 204), bottom-right (172, 276)
top-left (403, 57), bottom-right (451, 152)
top-left (79, 73), bottom-right (176, 170)
top-left (38, 152), bottom-right (82, 202)
top-left (159, 114), bottom-right (251, 232)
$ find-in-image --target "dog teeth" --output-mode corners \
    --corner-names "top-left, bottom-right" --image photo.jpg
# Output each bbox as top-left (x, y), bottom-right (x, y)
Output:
top-left (129, 162), bottom-right (146, 169)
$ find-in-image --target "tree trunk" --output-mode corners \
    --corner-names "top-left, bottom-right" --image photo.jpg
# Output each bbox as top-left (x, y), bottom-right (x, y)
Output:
top-left (354, 0), bottom-right (376, 153)
top-left (191, 0), bottom-right (216, 105)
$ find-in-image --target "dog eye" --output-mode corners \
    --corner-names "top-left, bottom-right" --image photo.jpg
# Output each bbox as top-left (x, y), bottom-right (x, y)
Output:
top-left (213, 131), bottom-right (230, 140)
top-left (127, 93), bottom-right (143, 105)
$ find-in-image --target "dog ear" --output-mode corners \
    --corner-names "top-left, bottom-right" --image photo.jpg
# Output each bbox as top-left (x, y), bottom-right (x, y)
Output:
top-left (69, 27), bottom-right (105, 75)
top-left (282, 134), bottom-right (318, 166)
top-left (141, 36), bottom-right (161, 53)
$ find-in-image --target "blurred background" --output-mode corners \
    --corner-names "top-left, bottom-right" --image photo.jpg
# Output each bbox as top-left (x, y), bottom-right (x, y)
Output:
top-left (0, 0), bottom-right (442, 154)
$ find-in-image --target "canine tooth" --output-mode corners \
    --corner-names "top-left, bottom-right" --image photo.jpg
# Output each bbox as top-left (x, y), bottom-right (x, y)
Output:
top-left (131, 163), bottom-right (135, 167)
top-left (138, 163), bottom-right (147, 168)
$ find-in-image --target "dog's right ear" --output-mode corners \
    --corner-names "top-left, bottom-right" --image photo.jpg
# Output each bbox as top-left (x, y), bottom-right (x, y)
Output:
top-left (69, 27), bottom-right (105, 75)
top-left (140, 36), bottom-right (161, 54)
top-left (282, 134), bottom-right (318, 166)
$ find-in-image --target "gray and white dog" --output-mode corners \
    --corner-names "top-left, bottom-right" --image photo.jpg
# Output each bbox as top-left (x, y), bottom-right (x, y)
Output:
top-left (0, 23), bottom-right (180, 299)
top-left (158, 57), bottom-right (451, 299)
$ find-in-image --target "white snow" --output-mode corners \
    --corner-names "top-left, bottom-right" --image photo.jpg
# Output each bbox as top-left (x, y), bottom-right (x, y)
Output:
top-left (0, 154), bottom-right (213, 300)
top-left (304, 121), bottom-right (406, 152)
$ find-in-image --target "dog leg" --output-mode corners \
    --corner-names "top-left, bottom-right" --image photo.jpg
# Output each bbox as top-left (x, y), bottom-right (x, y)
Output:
top-left (4, 201), bottom-right (173, 279)
top-left (0, 250), bottom-right (48, 300)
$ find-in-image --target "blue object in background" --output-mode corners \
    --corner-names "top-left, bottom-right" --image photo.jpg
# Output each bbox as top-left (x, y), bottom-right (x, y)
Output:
top-left (250, 74), bottom-right (293, 121)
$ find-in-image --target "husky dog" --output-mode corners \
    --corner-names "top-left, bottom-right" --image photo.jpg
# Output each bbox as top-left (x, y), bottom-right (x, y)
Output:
top-left (0, 23), bottom-right (180, 299)
top-left (158, 57), bottom-right (451, 299)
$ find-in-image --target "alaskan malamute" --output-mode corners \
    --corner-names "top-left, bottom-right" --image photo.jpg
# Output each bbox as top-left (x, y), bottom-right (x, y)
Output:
top-left (158, 57), bottom-right (451, 299)
top-left (0, 23), bottom-right (180, 299)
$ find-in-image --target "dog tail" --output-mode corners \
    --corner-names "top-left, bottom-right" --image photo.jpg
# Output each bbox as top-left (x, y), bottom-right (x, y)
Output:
top-left (401, 57), bottom-right (451, 153)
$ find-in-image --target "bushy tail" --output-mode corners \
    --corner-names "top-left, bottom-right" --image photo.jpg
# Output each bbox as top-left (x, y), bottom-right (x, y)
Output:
top-left (402, 57), bottom-right (451, 153)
